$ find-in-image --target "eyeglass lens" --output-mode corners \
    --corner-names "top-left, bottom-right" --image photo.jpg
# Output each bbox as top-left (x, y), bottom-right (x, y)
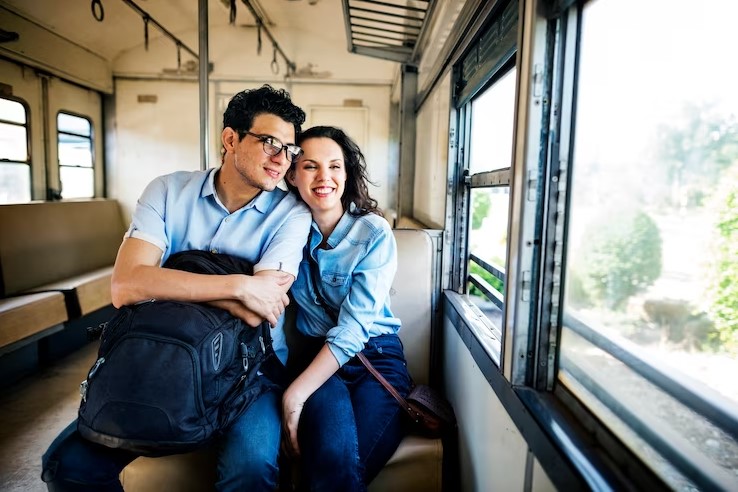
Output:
top-left (261, 135), bottom-right (302, 161)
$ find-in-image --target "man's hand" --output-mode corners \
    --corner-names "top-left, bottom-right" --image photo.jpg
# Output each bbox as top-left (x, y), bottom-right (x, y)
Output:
top-left (234, 271), bottom-right (293, 327)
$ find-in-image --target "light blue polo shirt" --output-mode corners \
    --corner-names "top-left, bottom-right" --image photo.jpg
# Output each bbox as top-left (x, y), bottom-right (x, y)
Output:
top-left (126, 167), bottom-right (312, 364)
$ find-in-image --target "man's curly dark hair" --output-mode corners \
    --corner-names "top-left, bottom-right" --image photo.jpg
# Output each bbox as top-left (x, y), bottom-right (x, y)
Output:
top-left (223, 85), bottom-right (306, 139)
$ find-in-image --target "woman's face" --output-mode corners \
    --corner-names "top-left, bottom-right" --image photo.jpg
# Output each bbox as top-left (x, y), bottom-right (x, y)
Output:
top-left (289, 137), bottom-right (347, 217)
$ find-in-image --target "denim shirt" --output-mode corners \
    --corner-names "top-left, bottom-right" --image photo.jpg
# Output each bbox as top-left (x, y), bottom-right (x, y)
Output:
top-left (125, 168), bottom-right (312, 364)
top-left (291, 210), bottom-right (401, 367)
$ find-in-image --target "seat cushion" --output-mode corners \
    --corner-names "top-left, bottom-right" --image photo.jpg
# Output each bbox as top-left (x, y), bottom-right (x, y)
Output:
top-left (27, 266), bottom-right (113, 318)
top-left (0, 292), bottom-right (67, 349)
top-left (119, 435), bottom-right (442, 492)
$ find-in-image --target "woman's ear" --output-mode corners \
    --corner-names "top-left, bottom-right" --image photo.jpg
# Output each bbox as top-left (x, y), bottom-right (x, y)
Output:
top-left (286, 169), bottom-right (296, 186)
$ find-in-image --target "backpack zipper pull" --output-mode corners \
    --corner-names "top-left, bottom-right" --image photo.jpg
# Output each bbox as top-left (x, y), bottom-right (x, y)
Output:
top-left (79, 379), bottom-right (88, 402)
top-left (240, 342), bottom-right (249, 372)
top-left (88, 356), bottom-right (105, 378)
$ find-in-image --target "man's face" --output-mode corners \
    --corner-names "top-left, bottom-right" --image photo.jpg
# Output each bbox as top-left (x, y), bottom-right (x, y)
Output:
top-left (228, 113), bottom-right (296, 194)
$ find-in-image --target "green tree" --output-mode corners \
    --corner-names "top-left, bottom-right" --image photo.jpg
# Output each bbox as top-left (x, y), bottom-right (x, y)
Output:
top-left (656, 103), bottom-right (738, 209)
top-left (579, 210), bottom-right (662, 310)
top-left (468, 262), bottom-right (504, 299)
top-left (710, 186), bottom-right (738, 351)
top-left (471, 191), bottom-right (491, 230)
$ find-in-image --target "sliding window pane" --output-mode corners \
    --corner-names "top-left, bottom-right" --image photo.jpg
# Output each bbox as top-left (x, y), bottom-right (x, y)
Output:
top-left (0, 98), bottom-right (30, 204)
top-left (58, 133), bottom-right (93, 168)
top-left (469, 69), bottom-right (516, 174)
top-left (60, 167), bottom-right (94, 199)
top-left (560, 0), bottom-right (738, 488)
top-left (0, 122), bottom-right (28, 162)
top-left (58, 112), bottom-right (94, 199)
top-left (0, 163), bottom-right (31, 203)
top-left (467, 187), bottom-right (509, 327)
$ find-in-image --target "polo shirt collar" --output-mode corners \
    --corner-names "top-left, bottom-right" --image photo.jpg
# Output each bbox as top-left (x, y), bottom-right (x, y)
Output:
top-left (200, 167), bottom-right (272, 214)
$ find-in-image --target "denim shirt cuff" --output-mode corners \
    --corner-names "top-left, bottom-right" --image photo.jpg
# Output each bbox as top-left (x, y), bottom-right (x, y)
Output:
top-left (327, 342), bottom-right (351, 367)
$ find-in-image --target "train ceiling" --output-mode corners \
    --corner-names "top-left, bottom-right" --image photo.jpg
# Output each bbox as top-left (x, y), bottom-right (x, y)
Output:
top-left (0, 0), bottom-right (435, 68)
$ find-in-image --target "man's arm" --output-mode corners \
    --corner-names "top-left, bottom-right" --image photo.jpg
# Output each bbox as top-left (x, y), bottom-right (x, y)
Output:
top-left (209, 270), bottom-right (295, 326)
top-left (111, 237), bottom-right (291, 326)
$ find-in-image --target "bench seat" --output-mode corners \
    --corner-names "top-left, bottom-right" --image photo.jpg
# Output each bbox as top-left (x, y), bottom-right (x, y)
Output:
top-left (27, 266), bottom-right (114, 318)
top-left (0, 199), bottom-right (125, 370)
top-left (120, 435), bottom-right (442, 492)
top-left (0, 292), bottom-right (67, 352)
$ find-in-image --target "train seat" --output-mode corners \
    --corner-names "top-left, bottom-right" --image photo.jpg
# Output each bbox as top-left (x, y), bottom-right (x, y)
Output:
top-left (0, 200), bottom-right (125, 320)
top-left (0, 292), bottom-right (67, 352)
top-left (119, 228), bottom-right (444, 492)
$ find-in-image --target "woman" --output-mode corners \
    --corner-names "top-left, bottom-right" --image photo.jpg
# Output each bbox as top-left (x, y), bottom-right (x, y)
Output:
top-left (284, 126), bottom-right (412, 491)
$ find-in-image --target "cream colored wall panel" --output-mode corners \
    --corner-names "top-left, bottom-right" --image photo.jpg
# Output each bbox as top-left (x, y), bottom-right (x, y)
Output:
top-left (108, 80), bottom-right (199, 222)
top-left (0, 6), bottom-right (112, 93)
top-left (443, 317), bottom-right (529, 491)
top-left (413, 73), bottom-right (450, 228)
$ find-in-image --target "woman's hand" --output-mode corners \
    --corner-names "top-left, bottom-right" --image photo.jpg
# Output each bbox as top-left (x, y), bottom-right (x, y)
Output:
top-left (281, 344), bottom-right (341, 456)
top-left (282, 386), bottom-right (306, 456)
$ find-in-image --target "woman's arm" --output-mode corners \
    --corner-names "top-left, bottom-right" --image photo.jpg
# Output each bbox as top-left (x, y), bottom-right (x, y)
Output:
top-left (282, 344), bottom-right (340, 456)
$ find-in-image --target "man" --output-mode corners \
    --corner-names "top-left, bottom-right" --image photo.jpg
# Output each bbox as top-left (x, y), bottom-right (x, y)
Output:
top-left (41, 85), bottom-right (311, 491)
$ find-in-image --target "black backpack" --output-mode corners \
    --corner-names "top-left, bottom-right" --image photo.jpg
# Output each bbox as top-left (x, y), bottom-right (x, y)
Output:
top-left (77, 251), bottom-right (275, 456)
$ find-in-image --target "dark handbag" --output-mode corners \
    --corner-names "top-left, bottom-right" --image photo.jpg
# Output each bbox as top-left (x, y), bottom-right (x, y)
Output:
top-left (357, 352), bottom-right (456, 438)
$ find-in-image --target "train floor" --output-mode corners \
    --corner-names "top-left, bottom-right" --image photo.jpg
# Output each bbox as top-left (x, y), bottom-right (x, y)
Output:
top-left (0, 342), bottom-right (97, 492)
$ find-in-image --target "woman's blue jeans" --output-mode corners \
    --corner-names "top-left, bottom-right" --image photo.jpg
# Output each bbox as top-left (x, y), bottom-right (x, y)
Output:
top-left (41, 376), bottom-right (283, 492)
top-left (296, 334), bottom-right (412, 492)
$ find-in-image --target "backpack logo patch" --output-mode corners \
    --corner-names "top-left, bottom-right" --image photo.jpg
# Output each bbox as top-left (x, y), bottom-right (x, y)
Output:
top-left (212, 332), bottom-right (223, 371)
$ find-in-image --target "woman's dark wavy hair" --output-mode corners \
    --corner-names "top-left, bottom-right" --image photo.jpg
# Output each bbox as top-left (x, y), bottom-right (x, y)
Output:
top-left (290, 126), bottom-right (382, 217)
top-left (223, 84), bottom-right (306, 138)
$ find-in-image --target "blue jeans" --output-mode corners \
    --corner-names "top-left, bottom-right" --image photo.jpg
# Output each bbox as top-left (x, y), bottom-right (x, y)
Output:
top-left (41, 376), bottom-right (283, 492)
top-left (297, 334), bottom-right (412, 492)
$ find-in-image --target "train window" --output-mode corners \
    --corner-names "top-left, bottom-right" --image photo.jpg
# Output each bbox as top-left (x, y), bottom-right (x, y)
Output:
top-left (559, 0), bottom-right (738, 489)
top-left (0, 97), bottom-right (31, 204)
top-left (57, 112), bottom-right (94, 199)
top-left (465, 69), bottom-right (516, 334)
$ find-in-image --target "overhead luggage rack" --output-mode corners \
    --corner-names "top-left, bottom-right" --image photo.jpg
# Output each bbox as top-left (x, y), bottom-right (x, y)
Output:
top-left (342, 0), bottom-right (434, 63)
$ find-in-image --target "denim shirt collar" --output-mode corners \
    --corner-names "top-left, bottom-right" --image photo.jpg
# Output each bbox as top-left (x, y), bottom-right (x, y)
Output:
top-left (311, 205), bottom-right (357, 251)
top-left (200, 167), bottom-right (270, 214)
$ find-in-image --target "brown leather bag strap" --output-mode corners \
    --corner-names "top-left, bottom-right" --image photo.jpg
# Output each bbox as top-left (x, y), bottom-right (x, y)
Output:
top-left (356, 352), bottom-right (417, 421)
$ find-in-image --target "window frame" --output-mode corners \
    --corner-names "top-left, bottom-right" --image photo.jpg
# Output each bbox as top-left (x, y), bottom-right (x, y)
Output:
top-left (452, 0), bottom-right (520, 364)
top-left (543, 1), bottom-right (738, 489)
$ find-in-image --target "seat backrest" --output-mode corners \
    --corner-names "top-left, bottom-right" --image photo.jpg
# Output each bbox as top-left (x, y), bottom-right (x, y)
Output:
top-left (0, 200), bottom-right (126, 295)
top-left (390, 229), bottom-right (433, 386)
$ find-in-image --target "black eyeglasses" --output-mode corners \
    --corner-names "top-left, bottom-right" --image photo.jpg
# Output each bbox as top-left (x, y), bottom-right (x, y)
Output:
top-left (244, 131), bottom-right (303, 163)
